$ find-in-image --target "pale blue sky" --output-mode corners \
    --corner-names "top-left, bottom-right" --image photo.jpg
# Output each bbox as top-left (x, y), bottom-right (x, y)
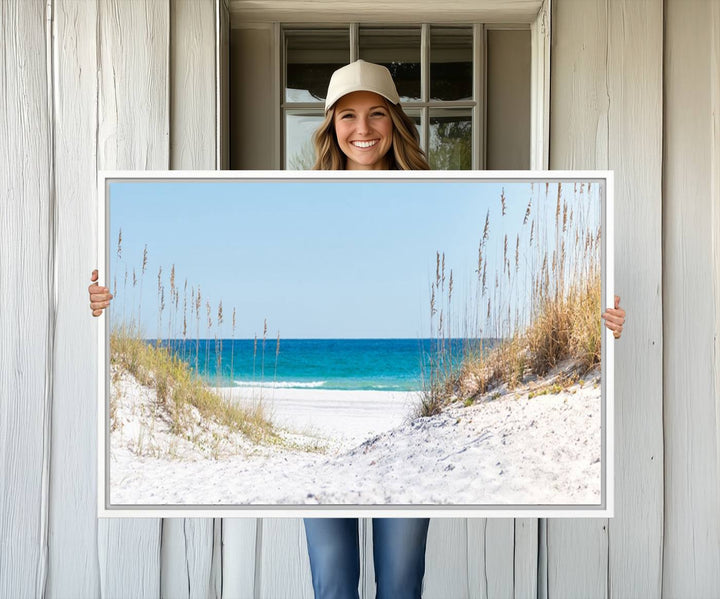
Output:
top-left (108, 179), bottom-right (600, 339)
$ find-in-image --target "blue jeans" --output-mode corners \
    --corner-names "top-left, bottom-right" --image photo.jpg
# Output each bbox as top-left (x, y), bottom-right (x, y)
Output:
top-left (303, 518), bottom-right (430, 599)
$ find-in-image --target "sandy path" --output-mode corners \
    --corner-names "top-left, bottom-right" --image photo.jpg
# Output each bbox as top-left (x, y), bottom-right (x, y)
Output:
top-left (109, 374), bottom-right (602, 506)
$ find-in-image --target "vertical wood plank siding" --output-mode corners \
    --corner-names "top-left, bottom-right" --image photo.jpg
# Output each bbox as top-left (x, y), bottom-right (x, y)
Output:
top-left (549, 0), bottom-right (665, 596)
top-left (95, 0), bottom-right (169, 595)
top-left (0, 1), bottom-right (52, 597)
top-left (548, 1), bottom-right (610, 593)
top-left (663, 0), bottom-right (720, 595)
top-left (222, 519), bottom-right (259, 597)
top-left (162, 1), bottom-right (219, 598)
top-left (258, 519), bottom-right (314, 597)
top-left (47, 0), bottom-right (102, 596)
top-left (424, 520), bottom-right (470, 598)
top-left (605, 1), bottom-right (664, 596)
top-left (3, 0), bottom-right (720, 597)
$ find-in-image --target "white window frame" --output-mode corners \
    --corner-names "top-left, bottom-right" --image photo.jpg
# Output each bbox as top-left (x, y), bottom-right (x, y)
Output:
top-left (233, 1), bottom-right (551, 171)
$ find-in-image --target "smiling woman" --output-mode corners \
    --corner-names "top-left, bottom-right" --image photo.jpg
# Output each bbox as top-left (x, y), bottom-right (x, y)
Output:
top-left (311, 60), bottom-right (430, 171)
top-left (333, 91), bottom-right (394, 170)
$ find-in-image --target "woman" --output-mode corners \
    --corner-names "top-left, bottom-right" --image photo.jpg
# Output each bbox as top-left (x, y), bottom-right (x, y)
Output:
top-left (88, 60), bottom-right (626, 599)
top-left (301, 60), bottom-right (433, 599)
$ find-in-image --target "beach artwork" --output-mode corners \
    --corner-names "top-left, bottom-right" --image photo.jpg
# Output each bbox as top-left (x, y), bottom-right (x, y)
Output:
top-left (101, 174), bottom-right (611, 515)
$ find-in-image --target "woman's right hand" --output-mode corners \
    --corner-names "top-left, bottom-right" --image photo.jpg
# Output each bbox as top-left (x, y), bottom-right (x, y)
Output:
top-left (89, 269), bottom-right (113, 317)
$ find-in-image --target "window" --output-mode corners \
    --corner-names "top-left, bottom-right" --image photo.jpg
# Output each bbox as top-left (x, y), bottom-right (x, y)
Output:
top-left (283, 25), bottom-right (479, 170)
top-left (228, 23), bottom-right (531, 170)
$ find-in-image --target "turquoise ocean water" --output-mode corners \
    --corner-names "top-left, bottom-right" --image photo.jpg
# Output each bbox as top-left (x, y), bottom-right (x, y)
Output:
top-left (153, 338), bottom-right (492, 392)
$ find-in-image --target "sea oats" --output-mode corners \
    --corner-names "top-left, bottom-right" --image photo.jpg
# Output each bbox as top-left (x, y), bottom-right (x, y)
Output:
top-left (436, 251), bottom-right (440, 286)
top-left (556, 184), bottom-right (562, 225)
top-left (441, 253), bottom-right (446, 290)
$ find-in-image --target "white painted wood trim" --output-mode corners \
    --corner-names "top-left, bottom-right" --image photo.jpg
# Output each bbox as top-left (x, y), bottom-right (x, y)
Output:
top-left (273, 22), bottom-right (282, 169)
top-left (473, 23), bottom-right (484, 169)
top-left (530, 0), bottom-right (550, 170)
top-left (228, 0), bottom-right (543, 25)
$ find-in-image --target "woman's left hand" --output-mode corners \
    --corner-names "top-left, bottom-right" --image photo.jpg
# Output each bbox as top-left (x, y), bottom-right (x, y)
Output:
top-left (601, 295), bottom-right (626, 339)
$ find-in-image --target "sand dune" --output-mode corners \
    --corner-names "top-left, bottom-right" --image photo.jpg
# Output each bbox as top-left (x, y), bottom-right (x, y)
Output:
top-left (109, 367), bottom-right (602, 506)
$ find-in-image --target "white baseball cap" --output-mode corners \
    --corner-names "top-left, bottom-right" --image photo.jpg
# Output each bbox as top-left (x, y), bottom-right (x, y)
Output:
top-left (324, 60), bottom-right (400, 112)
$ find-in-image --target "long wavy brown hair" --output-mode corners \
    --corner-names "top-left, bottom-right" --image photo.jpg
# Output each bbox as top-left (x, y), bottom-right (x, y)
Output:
top-left (312, 99), bottom-right (430, 170)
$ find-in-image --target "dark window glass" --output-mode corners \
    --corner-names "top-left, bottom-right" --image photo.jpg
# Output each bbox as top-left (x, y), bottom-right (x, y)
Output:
top-left (286, 30), bottom-right (350, 102)
top-left (430, 27), bottom-right (473, 101)
top-left (359, 28), bottom-right (421, 102)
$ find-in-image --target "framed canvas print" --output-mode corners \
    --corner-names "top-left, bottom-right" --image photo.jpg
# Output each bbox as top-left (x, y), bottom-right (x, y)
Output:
top-left (97, 171), bottom-right (614, 518)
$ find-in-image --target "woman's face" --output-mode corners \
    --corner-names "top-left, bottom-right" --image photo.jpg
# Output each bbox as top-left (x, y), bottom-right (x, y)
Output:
top-left (333, 91), bottom-right (394, 170)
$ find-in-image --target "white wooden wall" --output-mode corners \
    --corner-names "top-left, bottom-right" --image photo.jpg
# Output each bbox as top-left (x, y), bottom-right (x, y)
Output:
top-left (2, 0), bottom-right (719, 597)
top-left (549, 1), bottom-right (664, 596)
top-left (663, 0), bottom-right (720, 595)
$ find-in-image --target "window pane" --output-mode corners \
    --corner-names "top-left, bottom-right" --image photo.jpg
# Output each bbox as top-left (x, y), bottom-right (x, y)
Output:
top-left (430, 27), bottom-right (473, 101)
top-left (402, 109), bottom-right (423, 148)
top-left (429, 109), bottom-right (472, 170)
top-left (285, 112), bottom-right (324, 169)
top-left (286, 30), bottom-right (349, 103)
top-left (359, 28), bottom-right (421, 102)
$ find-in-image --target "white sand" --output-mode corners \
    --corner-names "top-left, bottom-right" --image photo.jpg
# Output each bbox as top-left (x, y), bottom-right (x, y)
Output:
top-left (217, 386), bottom-right (417, 451)
top-left (109, 369), bottom-right (602, 506)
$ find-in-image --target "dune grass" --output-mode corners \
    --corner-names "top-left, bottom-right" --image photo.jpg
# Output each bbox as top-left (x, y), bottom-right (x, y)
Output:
top-left (418, 182), bottom-right (603, 416)
top-left (110, 232), bottom-right (287, 451)
top-left (111, 323), bottom-right (276, 445)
